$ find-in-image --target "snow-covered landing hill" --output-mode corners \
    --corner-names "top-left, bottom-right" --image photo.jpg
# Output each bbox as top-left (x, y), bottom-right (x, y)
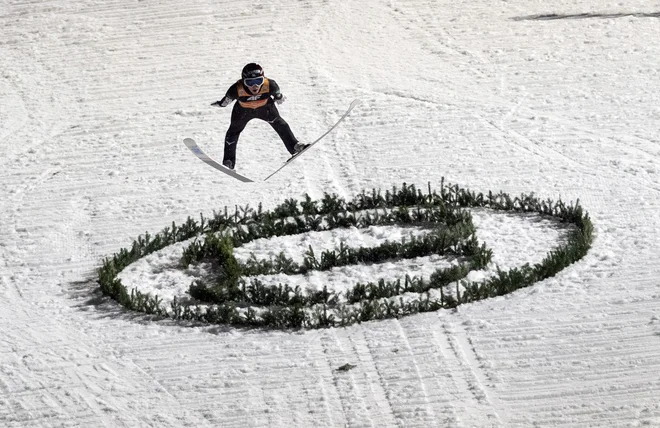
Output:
top-left (1, 0), bottom-right (659, 426)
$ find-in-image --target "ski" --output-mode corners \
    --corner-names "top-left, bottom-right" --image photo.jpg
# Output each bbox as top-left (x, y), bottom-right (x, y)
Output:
top-left (264, 99), bottom-right (360, 181)
top-left (183, 138), bottom-right (254, 183)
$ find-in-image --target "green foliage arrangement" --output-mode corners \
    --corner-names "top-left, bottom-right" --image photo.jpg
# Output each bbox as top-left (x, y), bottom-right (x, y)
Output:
top-left (97, 180), bottom-right (593, 329)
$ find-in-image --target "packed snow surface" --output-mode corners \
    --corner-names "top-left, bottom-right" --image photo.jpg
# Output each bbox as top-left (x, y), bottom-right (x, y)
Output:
top-left (1, 0), bottom-right (659, 427)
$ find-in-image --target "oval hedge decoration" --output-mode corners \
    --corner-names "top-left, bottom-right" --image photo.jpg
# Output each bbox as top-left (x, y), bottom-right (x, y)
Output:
top-left (97, 180), bottom-right (593, 329)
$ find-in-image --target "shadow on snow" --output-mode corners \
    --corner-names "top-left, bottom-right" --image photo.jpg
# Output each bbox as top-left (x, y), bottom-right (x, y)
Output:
top-left (511, 12), bottom-right (660, 21)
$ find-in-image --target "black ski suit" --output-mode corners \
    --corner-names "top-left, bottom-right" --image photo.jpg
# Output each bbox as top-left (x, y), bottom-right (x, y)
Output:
top-left (214, 78), bottom-right (298, 167)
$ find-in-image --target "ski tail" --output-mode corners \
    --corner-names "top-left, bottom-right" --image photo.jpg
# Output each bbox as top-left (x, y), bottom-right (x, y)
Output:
top-left (183, 138), bottom-right (254, 183)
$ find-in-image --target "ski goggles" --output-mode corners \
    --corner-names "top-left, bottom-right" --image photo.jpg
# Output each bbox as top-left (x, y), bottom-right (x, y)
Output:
top-left (244, 77), bottom-right (264, 87)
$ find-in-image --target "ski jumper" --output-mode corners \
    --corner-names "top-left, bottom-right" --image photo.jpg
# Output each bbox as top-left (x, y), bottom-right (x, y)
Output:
top-left (219, 78), bottom-right (298, 167)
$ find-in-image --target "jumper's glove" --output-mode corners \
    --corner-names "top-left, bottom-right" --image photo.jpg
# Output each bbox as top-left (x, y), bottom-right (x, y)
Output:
top-left (274, 94), bottom-right (286, 105)
top-left (211, 97), bottom-right (232, 107)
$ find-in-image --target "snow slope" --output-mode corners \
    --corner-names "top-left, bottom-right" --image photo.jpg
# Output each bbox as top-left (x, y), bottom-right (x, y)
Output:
top-left (1, 0), bottom-right (659, 426)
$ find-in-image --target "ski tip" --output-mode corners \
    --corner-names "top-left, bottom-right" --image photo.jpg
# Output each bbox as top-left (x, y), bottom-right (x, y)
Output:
top-left (183, 137), bottom-right (195, 144)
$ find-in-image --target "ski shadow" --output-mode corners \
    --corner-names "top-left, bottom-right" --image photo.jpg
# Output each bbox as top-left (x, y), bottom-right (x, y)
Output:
top-left (511, 12), bottom-right (660, 21)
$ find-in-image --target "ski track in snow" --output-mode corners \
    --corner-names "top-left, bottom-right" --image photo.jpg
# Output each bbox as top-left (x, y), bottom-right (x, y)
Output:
top-left (1, 0), bottom-right (660, 427)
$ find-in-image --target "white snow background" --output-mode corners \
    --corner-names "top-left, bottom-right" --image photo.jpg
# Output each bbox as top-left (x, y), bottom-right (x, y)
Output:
top-left (1, 0), bottom-right (660, 427)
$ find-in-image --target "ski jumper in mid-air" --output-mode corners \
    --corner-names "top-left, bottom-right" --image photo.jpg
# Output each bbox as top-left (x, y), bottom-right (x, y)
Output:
top-left (211, 63), bottom-right (308, 170)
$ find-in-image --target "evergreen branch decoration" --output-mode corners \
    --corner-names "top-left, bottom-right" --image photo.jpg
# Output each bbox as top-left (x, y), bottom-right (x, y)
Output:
top-left (97, 180), bottom-right (593, 329)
